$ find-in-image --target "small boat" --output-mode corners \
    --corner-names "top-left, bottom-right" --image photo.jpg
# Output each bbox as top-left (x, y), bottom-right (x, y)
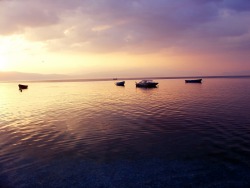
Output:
top-left (185, 79), bottom-right (202, 83)
top-left (136, 80), bottom-right (158, 88)
top-left (115, 81), bottom-right (125, 86)
top-left (18, 84), bottom-right (28, 90)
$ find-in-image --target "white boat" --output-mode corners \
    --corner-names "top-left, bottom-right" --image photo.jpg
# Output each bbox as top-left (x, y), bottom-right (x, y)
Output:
top-left (136, 80), bottom-right (158, 88)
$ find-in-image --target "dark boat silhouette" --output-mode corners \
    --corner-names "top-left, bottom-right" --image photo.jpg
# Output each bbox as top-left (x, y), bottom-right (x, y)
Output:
top-left (18, 84), bottom-right (28, 90)
top-left (185, 79), bottom-right (202, 83)
top-left (136, 80), bottom-right (158, 88)
top-left (115, 81), bottom-right (125, 86)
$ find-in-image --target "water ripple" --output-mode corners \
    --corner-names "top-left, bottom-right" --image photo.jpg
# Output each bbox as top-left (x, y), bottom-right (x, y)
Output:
top-left (1, 79), bottom-right (250, 186)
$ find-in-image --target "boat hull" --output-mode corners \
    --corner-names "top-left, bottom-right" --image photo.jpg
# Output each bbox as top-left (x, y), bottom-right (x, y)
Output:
top-left (136, 80), bottom-right (158, 88)
top-left (18, 84), bottom-right (28, 90)
top-left (136, 83), bottom-right (158, 88)
top-left (185, 79), bottom-right (202, 83)
top-left (115, 81), bottom-right (125, 86)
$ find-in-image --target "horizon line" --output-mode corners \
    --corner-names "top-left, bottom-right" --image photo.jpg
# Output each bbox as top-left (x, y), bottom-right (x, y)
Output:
top-left (1, 75), bottom-right (250, 83)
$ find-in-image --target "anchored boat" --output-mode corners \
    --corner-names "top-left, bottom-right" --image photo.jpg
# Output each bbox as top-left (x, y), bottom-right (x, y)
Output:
top-left (185, 79), bottom-right (202, 83)
top-left (136, 80), bottom-right (158, 88)
top-left (18, 84), bottom-right (28, 90)
top-left (115, 81), bottom-right (125, 86)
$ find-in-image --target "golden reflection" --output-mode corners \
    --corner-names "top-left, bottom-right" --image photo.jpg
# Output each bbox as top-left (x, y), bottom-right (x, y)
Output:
top-left (0, 79), bottom-right (205, 131)
top-left (0, 56), bottom-right (7, 70)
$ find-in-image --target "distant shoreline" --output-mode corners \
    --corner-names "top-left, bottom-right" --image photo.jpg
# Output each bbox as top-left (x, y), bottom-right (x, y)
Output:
top-left (1, 75), bottom-right (250, 83)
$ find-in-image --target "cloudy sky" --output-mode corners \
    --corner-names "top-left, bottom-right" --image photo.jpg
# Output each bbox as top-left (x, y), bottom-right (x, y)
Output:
top-left (0, 0), bottom-right (250, 78)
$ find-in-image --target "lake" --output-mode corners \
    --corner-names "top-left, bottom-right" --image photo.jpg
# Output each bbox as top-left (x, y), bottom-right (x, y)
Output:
top-left (1, 78), bottom-right (250, 187)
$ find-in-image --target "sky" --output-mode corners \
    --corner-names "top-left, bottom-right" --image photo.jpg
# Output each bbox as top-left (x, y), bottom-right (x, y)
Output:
top-left (0, 0), bottom-right (250, 78)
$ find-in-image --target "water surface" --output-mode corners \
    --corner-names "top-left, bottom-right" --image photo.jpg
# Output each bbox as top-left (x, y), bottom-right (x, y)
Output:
top-left (1, 78), bottom-right (250, 187)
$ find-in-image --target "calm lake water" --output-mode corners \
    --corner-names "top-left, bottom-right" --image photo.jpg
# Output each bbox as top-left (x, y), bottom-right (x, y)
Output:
top-left (1, 78), bottom-right (250, 187)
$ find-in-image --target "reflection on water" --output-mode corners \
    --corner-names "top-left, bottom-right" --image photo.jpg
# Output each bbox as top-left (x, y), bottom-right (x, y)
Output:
top-left (1, 79), bottom-right (250, 187)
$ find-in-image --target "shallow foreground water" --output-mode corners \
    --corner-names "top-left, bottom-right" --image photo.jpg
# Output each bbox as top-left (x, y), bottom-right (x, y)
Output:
top-left (1, 78), bottom-right (250, 187)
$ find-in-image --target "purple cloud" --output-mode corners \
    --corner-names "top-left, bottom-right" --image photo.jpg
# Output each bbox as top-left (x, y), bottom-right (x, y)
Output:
top-left (224, 0), bottom-right (250, 11)
top-left (1, 0), bottom-right (250, 54)
top-left (0, 0), bottom-right (81, 34)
